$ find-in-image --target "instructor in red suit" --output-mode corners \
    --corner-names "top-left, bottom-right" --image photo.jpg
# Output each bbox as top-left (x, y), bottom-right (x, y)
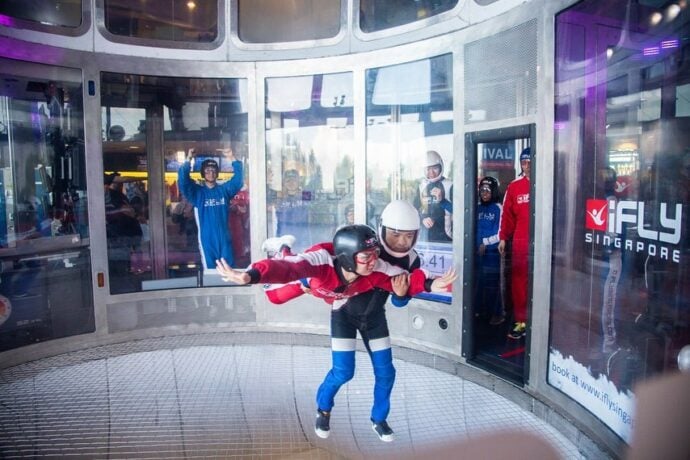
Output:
top-left (498, 147), bottom-right (531, 340)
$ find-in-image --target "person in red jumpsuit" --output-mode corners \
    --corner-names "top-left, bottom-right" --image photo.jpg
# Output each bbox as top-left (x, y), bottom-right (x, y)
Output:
top-left (499, 147), bottom-right (531, 340)
top-left (228, 186), bottom-right (250, 267)
top-left (215, 224), bottom-right (456, 310)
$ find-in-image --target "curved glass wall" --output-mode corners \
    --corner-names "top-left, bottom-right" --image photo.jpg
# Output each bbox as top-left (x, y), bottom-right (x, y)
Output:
top-left (0, 59), bottom-right (93, 351)
top-left (365, 54), bottom-right (454, 303)
top-left (0, 0), bottom-right (82, 28)
top-left (265, 73), bottom-right (354, 252)
top-left (238, 0), bottom-right (342, 43)
top-left (4, 1), bottom-right (688, 454)
top-left (359, 0), bottom-right (458, 33)
top-left (101, 72), bottom-right (248, 293)
top-left (550, 0), bottom-right (690, 443)
top-left (103, 0), bottom-right (219, 43)
top-left (0, 0), bottom-right (90, 37)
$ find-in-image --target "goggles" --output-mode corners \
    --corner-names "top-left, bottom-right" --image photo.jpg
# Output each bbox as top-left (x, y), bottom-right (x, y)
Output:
top-left (355, 247), bottom-right (381, 264)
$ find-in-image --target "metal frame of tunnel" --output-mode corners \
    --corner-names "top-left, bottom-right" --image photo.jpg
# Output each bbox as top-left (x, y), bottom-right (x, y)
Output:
top-left (462, 123), bottom-right (535, 386)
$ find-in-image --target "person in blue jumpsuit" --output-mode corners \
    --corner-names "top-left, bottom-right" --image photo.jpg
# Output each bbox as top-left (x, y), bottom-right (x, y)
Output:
top-left (475, 176), bottom-right (504, 325)
top-left (314, 200), bottom-right (422, 442)
top-left (178, 149), bottom-right (243, 269)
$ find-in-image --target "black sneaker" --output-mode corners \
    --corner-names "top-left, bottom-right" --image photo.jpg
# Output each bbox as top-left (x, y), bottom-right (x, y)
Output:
top-left (371, 420), bottom-right (395, 442)
top-left (315, 409), bottom-right (330, 439)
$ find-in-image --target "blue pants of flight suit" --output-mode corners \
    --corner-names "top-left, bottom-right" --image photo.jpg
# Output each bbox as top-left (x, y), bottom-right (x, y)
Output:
top-left (316, 304), bottom-right (395, 423)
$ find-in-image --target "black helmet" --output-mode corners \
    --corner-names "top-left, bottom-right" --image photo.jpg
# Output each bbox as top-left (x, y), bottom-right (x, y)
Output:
top-left (201, 159), bottom-right (219, 173)
top-left (333, 224), bottom-right (379, 273)
top-left (478, 176), bottom-right (500, 203)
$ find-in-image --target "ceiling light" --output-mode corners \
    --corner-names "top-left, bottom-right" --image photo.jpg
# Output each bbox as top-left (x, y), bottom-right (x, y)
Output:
top-left (666, 3), bottom-right (681, 21)
top-left (649, 11), bottom-right (663, 26)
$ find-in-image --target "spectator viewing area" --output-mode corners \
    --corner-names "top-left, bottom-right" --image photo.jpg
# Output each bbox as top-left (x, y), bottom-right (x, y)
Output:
top-left (0, 0), bottom-right (688, 458)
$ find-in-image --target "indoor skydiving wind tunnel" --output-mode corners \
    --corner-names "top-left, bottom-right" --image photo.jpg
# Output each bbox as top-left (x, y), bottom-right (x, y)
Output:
top-left (0, 0), bottom-right (689, 458)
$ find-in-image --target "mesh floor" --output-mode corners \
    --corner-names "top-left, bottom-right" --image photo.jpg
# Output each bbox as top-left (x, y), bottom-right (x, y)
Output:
top-left (0, 334), bottom-right (585, 459)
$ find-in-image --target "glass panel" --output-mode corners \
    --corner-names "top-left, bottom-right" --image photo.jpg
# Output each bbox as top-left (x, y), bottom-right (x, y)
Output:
top-left (265, 72), bottom-right (354, 252)
top-left (0, 60), bottom-right (93, 351)
top-left (104, 0), bottom-right (218, 43)
top-left (0, 0), bottom-right (82, 28)
top-left (473, 137), bottom-right (530, 381)
top-left (551, 0), bottom-right (690, 443)
top-left (238, 0), bottom-right (341, 43)
top-left (365, 54), bottom-right (453, 303)
top-left (0, 66), bottom-right (88, 250)
top-left (101, 104), bottom-right (149, 293)
top-left (101, 73), bottom-right (248, 293)
top-left (359, 0), bottom-right (457, 33)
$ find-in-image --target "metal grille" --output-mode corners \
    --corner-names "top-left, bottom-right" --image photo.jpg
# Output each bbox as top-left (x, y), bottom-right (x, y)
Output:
top-left (464, 19), bottom-right (538, 123)
top-left (0, 334), bottom-right (588, 459)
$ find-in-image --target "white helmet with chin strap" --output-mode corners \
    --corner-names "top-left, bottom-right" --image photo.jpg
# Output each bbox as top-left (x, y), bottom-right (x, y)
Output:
top-left (379, 200), bottom-right (420, 258)
top-left (425, 150), bottom-right (444, 182)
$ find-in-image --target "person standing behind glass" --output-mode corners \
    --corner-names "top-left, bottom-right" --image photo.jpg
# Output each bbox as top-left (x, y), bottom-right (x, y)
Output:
top-left (415, 150), bottom-right (452, 242)
top-left (598, 167), bottom-right (623, 356)
top-left (498, 148), bottom-right (531, 340)
top-left (476, 177), bottom-right (504, 325)
top-left (178, 148), bottom-right (243, 270)
top-left (274, 168), bottom-right (312, 252)
top-left (104, 172), bottom-right (142, 293)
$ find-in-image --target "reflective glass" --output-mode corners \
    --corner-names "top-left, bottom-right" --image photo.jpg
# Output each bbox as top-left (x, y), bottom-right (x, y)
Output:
top-left (104, 0), bottom-right (218, 43)
top-left (265, 72), bottom-right (354, 252)
top-left (551, 0), bottom-right (690, 442)
top-left (101, 73), bottom-right (248, 293)
top-left (0, 60), bottom-right (93, 351)
top-left (238, 0), bottom-right (341, 43)
top-left (472, 137), bottom-right (530, 380)
top-left (365, 54), bottom-right (453, 303)
top-left (0, 0), bottom-right (82, 28)
top-left (359, 0), bottom-right (457, 33)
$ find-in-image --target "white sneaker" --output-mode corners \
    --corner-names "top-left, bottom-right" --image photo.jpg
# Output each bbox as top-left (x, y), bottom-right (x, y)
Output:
top-left (371, 420), bottom-right (395, 442)
top-left (261, 235), bottom-right (296, 255)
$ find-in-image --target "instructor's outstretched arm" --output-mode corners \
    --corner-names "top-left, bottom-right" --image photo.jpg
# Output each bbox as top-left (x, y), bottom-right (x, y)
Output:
top-left (430, 268), bottom-right (458, 292)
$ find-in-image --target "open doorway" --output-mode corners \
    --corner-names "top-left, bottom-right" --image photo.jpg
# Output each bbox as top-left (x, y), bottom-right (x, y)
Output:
top-left (463, 124), bottom-right (534, 385)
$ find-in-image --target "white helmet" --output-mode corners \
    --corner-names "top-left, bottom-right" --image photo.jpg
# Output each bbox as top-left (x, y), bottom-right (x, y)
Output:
top-left (425, 150), bottom-right (444, 182)
top-left (425, 150), bottom-right (444, 170)
top-left (379, 200), bottom-right (420, 257)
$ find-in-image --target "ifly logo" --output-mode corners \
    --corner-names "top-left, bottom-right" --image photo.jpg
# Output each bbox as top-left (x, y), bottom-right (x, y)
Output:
top-left (585, 198), bottom-right (682, 244)
top-left (586, 199), bottom-right (608, 231)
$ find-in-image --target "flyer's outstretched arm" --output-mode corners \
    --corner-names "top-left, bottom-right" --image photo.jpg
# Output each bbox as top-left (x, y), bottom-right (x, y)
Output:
top-left (217, 258), bottom-right (250, 284)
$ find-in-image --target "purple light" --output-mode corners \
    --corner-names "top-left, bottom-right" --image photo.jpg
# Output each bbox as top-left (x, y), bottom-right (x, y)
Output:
top-left (643, 47), bottom-right (660, 56)
top-left (554, 122), bottom-right (567, 131)
top-left (661, 39), bottom-right (679, 49)
top-left (0, 14), bottom-right (17, 27)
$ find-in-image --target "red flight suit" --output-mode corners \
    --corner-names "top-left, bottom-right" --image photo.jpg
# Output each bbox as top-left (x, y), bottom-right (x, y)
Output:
top-left (499, 175), bottom-right (530, 323)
